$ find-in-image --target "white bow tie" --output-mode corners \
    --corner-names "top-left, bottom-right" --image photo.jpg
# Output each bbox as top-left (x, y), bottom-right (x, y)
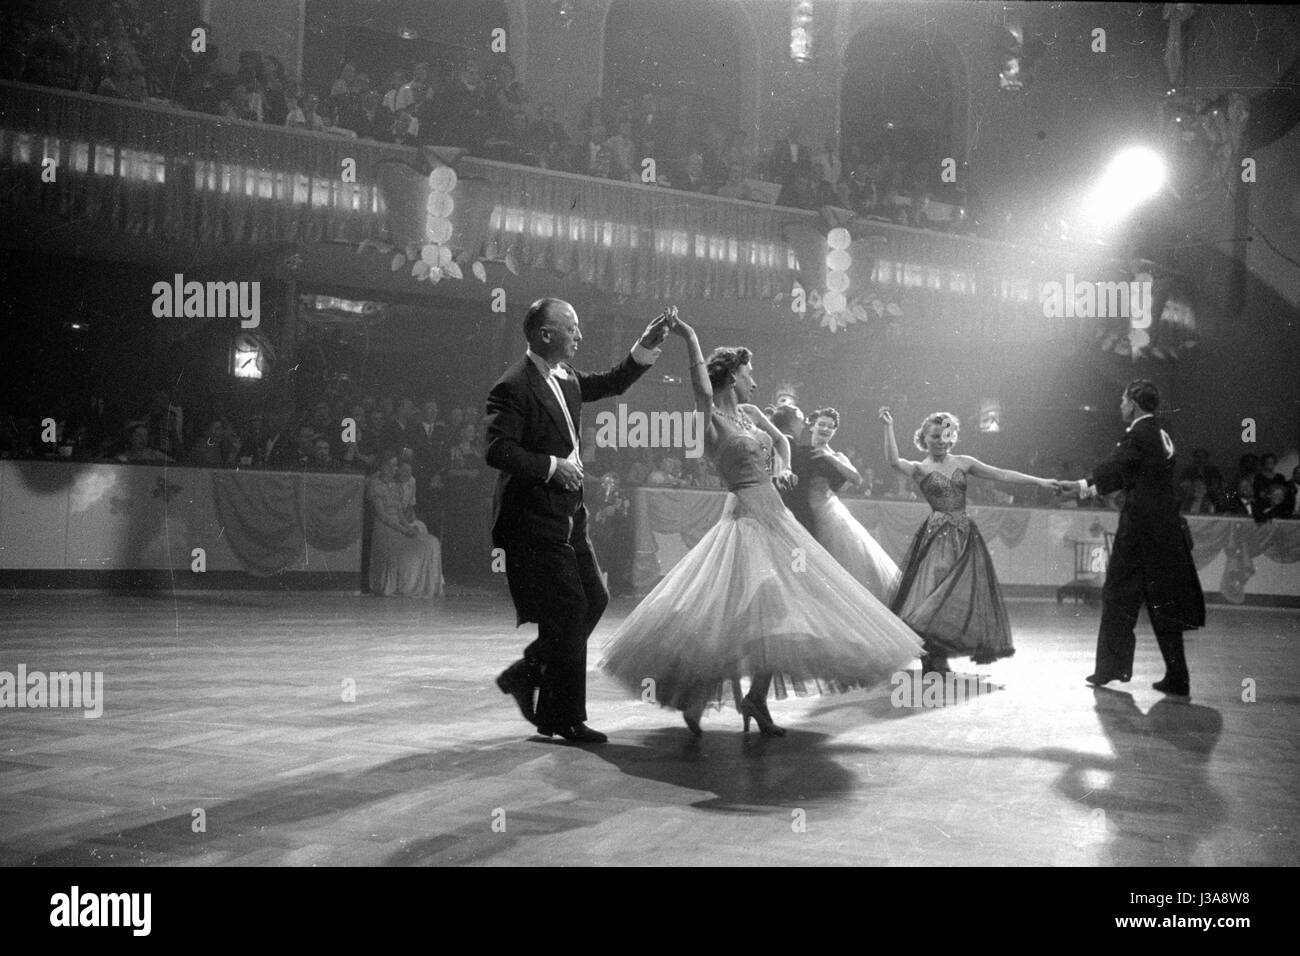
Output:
top-left (550, 365), bottom-right (570, 381)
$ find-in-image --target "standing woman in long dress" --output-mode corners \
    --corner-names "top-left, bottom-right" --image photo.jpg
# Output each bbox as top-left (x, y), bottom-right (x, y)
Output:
top-left (880, 408), bottom-right (1055, 673)
top-left (805, 407), bottom-right (901, 603)
top-left (600, 315), bottom-right (922, 736)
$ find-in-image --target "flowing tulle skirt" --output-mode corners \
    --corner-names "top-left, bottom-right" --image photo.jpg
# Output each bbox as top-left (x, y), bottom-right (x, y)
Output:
top-left (889, 511), bottom-right (1012, 663)
top-left (810, 492), bottom-right (901, 604)
top-left (369, 522), bottom-right (445, 598)
top-left (600, 482), bottom-right (923, 711)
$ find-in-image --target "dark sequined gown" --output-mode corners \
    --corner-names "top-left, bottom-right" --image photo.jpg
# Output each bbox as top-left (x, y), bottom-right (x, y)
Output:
top-left (889, 469), bottom-right (1014, 664)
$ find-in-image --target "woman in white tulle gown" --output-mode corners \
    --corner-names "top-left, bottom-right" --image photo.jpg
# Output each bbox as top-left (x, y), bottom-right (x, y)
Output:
top-left (599, 313), bottom-right (922, 736)
top-left (805, 407), bottom-right (901, 603)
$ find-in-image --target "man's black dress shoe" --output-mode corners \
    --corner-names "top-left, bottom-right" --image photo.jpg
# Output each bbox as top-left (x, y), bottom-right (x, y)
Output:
top-left (1085, 671), bottom-right (1131, 687)
top-left (1152, 678), bottom-right (1190, 697)
top-left (496, 661), bottom-right (537, 724)
top-left (536, 723), bottom-right (608, 744)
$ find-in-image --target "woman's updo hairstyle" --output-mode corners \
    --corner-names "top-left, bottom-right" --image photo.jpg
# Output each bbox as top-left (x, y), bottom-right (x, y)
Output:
top-left (811, 407), bottom-right (840, 428)
top-left (913, 412), bottom-right (960, 452)
top-left (706, 346), bottom-right (752, 391)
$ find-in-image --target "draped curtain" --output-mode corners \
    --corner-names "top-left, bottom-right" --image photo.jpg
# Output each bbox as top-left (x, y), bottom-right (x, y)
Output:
top-left (0, 80), bottom-right (398, 246)
top-left (211, 471), bottom-right (364, 576)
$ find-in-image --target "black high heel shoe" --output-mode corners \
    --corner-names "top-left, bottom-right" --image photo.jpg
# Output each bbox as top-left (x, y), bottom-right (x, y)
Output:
top-left (682, 701), bottom-right (705, 737)
top-left (739, 694), bottom-right (785, 737)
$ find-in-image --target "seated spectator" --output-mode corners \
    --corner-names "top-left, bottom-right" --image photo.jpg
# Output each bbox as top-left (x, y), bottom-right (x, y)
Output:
top-left (396, 460), bottom-right (424, 530)
top-left (1253, 453), bottom-right (1280, 500)
top-left (1286, 466), bottom-right (1300, 518)
top-left (646, 453), bottom-right (686, 487)
top-left (1232, 453), bottom-right (1259, 496)
top-left (271, 423), bottom-right (317, 470)
top-left (589, 472), bottom-right (634, 595)
top-left (339, 89), bottom-right (389, 141)
top-left (1182, 478), bottom-right (1217, 515)
top-left (1178, 448), bottom-right (1224, 510)
top-left (187, 417), bottom-right (241, 468)
top-left (483, 109), bottom-right (539, 165)
top-left (446, 423), bottom-right (483, 475)
top-left (116, 422), bottom-right (173, 464)
top-left (813, 135), bottom-right (842, 194)
top-left (366, 452), bottom-right (444, 597)
top-left (1221, 476), bottom-right (1257, 517)
top-left (625, 448), bottom-right (654, 485)
top-left (308, 436), bottom-right (339, 472)
top-left (1254, 476), bottom-right (1292, 523)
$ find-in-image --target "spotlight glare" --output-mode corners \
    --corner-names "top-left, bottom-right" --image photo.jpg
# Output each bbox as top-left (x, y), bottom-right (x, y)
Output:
top-left (1085, 146), bottom-right (1167, 230)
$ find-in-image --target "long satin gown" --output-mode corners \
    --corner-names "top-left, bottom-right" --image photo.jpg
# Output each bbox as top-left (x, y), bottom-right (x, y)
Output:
top-left (367, 476), bottom-right (445, 598)
top-left (600, 418), bottom-right (922, 711)
top-left (889, 469), bottom-right (1013, 664)
top-left (806, 456), bottom-right (901, 603)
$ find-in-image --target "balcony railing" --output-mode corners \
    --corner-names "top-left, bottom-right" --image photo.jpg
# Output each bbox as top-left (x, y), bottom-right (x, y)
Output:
top-left (0, 80), bottom-right (1129, 330)
top-left (0, 80), bottom-right (398, 246)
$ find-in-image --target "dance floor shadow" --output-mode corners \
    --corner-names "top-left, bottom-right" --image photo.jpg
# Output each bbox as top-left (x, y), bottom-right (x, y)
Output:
top-left (8, 738), bottom-right (570, 867)
top-left (584, 726), bottom-right (867, 813)
top-left (1046, 689), bottom-right (1227, 865)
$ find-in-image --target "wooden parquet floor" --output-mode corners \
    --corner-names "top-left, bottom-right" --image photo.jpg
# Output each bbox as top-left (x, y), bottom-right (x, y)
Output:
top-left (1, 587), bottom-right (1296, 866)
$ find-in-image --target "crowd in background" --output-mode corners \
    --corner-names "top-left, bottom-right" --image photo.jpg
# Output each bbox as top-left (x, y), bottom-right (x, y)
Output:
top-left (0, 5), bottom-right (967, 226)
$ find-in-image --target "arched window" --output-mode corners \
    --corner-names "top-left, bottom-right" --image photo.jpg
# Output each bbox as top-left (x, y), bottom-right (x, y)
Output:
top-left (602, 0), bottom-right (753, 149)
top-left (841, 24), bottom-right (965, 193)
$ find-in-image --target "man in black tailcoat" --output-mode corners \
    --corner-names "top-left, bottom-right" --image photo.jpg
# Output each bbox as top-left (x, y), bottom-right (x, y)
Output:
top-left (770, 404), bottom-right (815, 532)
top-left (488, 298), bottom-right (671, 743)
top-left (1061, 379), bottom-right (1205, 697)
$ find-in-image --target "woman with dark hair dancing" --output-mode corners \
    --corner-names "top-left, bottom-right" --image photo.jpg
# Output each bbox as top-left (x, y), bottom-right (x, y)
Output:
top-left (600, 314), bottom-right (922, 736)
top-left (806, 407), bottom-right (900, 602)
top-left (880, 408), bottom-right (1056, 673)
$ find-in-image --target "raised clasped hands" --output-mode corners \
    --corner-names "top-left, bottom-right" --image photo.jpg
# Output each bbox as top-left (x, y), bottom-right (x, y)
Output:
top-left (878, 406), bottom-right (893, 426)
top-left (774, 468), bottom-right (798, 491)
top-left (639, 309), bottom-right (673, 350)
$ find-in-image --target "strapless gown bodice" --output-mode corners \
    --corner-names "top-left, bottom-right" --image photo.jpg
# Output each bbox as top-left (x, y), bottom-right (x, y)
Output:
top-left (714, 429), bottom-right (775, 491)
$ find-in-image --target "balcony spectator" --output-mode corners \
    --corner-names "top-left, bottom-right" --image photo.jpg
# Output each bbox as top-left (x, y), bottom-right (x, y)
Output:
top-left (529, 101), bottom-right (571, 171)
top-left (1232, 453), bottom-right (1259, 494)
top-left (483, 109), bottom-right (539, 165)
top-left (285, 90), bottom-right (326, 132)
top-left (633, 92), bottom-right (665, 149)
top-left (701, 121), bottom-right (730, 186)
top-left (261, 56), bottom-right (289, 125)
top-left (575, 119), bottom-right (612, 177)
top-left (443, 55), bottom-right (493, 151)
top-left (394, 61), bottom-right (429, 113)
top-left (330, 62), bottom-right (357, 100)
top-left (715, 163), bottom-right (752, 201)
top-left (673, 153), bottom-right (710, 193)
top-left (603, 119), bottom-right (637, 182)
top-left (769, 121), bottom-right (811, 187)
top-left (380, 69), bottom-right (407, 113)
top-left (490, 58), bottom-right (528, 120)
top-left (116, 422), bottom-right (173, 464)
top-left (813, 135), bottom-right (842, 194)
top-left (340, 89), bottom-right (390, 141)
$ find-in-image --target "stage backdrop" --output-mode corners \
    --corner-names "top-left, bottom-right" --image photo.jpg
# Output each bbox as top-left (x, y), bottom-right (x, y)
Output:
top-left (0, 460), bottom-right (363, 580)
top-left (631, 488), bottom-right (1300, 605)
